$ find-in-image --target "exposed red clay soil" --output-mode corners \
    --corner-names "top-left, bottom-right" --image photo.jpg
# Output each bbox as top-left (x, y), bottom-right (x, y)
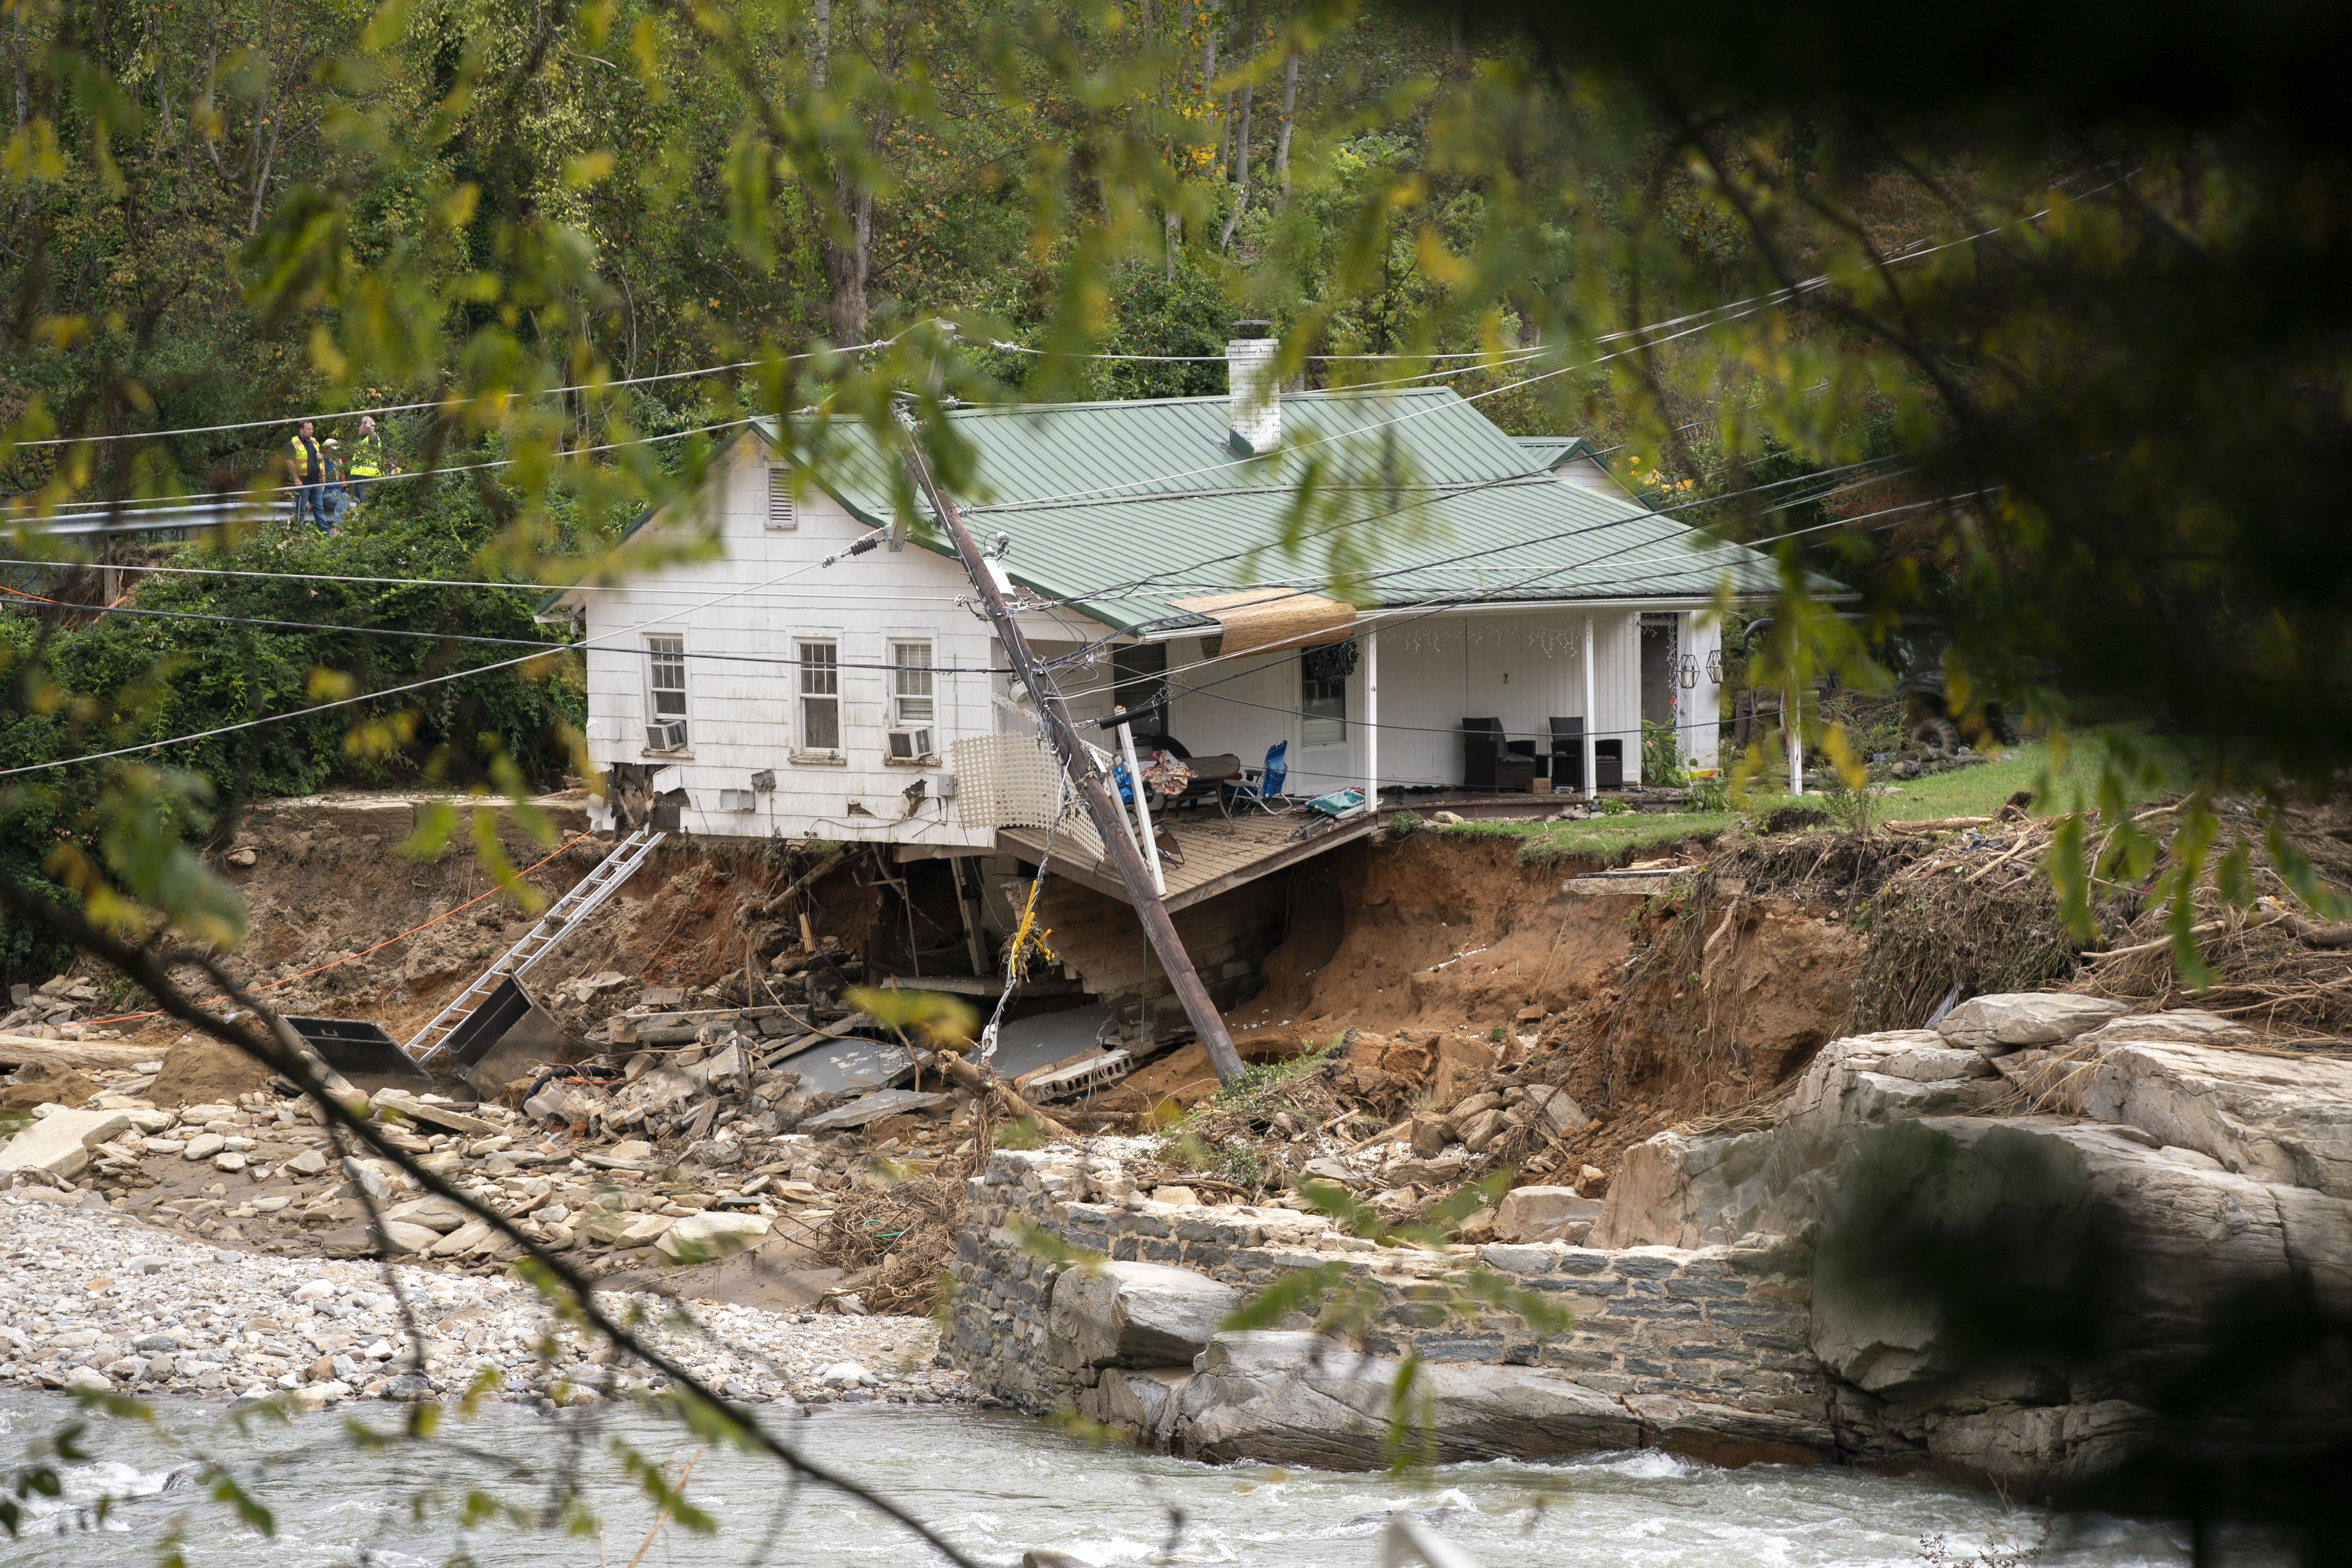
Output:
top-left (99, 795), bottom-right (876, 1059)
top-left (1218, 831), bottom-right (1866, 1182)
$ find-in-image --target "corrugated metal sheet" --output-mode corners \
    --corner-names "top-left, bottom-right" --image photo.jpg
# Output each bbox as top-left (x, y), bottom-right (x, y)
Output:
top-left (771, 387), bottom-right (1801, 635)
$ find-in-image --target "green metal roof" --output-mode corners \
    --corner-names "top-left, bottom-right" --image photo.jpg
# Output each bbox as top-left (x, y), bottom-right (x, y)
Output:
top-left (1511, 434), bottom-right (1608, 472)
top-left (762, 387), bottom-right (1806, 636)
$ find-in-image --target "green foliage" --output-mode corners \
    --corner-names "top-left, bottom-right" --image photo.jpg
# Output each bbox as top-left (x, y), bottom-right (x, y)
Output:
top-left (1640, 719), bottom-right (1689, 788)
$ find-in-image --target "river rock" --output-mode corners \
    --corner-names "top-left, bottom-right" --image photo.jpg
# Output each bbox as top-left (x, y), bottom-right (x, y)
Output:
top-left (379, 1221), bottom-right (441, 1253)
top-left (1519, 1084), bottom-right (1588, 1136)
top-left (1878, 1045), bottom-right (1996, 1082)
top-left (1175, 1331), bottom-right (1643, 1468)
top-left (1050, 1261), bottom-right (1240, 1369)
top-left (1494, 1186), bottom-right (1604, 1245)
top-left (383, 1196), bottom-right (472, 1233)
top-left (2074, 1009), bottom-right (2255, 1049)
top-left (429, 1220), bottom-right (496, 1258)
top-left (2077, 1040), bottom-right (2352, 1196)
top-left (0, 1107), bottom-right (132, 1180)
top-left (181, 1133), bottom-right (226, 1161)
top-left (1936, 993), bottom-right (2125, 1055)
top-left (655, 1211), bottom-right (768, 1261)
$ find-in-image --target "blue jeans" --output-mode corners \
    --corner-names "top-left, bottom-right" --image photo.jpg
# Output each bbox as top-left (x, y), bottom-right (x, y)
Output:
top-left (295, 482), bottom-right (328, 532)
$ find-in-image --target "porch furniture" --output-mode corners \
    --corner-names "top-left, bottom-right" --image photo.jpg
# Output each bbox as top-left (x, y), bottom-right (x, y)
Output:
top-left (1463, 718), bottom-right (1539, 793)
top-left (1548, 717), bottom-right (1624, 791)
top-left (1222, 740), bottom-right (1290, 816)
top-left (1136, 734), bottom-right (1240, 815)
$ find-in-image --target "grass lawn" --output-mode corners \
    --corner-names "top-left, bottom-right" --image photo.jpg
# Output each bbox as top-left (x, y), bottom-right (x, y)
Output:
top-left (1414, 732), bottom-right (2194, 867)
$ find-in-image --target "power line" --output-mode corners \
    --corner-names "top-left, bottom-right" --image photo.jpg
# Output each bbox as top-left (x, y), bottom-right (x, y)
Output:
top-left (0, 528), bottom-right (890, 779)
top-left (0, 584), bottom-right (1012, 673)
top-left (7, 338), bottom-right (911, 450)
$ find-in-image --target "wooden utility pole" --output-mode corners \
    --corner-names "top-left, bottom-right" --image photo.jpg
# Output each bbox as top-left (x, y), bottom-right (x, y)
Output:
top-left (895, 413), bottom-right (1247, 1085)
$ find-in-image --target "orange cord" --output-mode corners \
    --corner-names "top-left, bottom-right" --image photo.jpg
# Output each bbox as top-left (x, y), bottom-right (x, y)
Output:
top-left (82, 829), bottom-right (599, 1026)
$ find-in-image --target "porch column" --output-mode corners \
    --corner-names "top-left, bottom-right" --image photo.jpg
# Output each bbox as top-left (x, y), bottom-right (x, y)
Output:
top-left (1363, 625), bottom-right (1379, 810)
top-left (1582, 613), bottom-right (1597, 802)
top-left (1786, 677), bottom-right (1805, 795)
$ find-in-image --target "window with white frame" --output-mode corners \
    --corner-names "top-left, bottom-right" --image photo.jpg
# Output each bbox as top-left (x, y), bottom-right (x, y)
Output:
top-left (798, 641), bottom-right (840, 750)
top-left (766, 466), bottom-right (795, 529)
top-left (1301, 658), bottom-right (1346, 746)
top-left (644, 635), bottom-right (688, 747)
top-left (892, 642), bottom-right (934, 726)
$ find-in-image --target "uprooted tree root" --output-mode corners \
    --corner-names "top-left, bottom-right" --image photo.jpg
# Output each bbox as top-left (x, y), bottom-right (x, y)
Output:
top-left (2070, 884), bottom-right (2352, 1039)
top-left (1844, 874), bottom-right (2076, 1035)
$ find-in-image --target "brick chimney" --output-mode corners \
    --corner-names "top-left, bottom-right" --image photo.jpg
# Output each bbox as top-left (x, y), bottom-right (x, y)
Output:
top-left (1227, 321), bottom-right (1279, 455)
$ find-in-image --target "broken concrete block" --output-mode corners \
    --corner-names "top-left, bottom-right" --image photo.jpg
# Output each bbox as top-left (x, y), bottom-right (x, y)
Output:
top-left (1494, 1185), bottom-right (1605, 1245)
top-left (0, 1107), bottom-right (132, 1180)
top-left (1936, 993), bottom-right (2126, 1055)
top-left (372, 1091), bottom-right (500, 1138)
top-left (1050, 1261), bottom-right (1241, 1369)
top-left (655, 1210), bottom-right (769, 1261)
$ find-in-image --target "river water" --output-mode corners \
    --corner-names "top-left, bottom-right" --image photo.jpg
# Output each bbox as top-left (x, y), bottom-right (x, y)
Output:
top-left (0, 1391), bottom-right (2223, 1568)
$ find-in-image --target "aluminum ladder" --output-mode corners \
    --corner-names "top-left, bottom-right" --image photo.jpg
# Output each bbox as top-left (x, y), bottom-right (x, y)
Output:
top-left (405, 825), bottom-right (667, 1063)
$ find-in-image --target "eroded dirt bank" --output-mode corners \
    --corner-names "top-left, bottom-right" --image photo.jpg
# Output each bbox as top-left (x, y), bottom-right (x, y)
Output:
top-left (1217, 830), bottom-right (1866, 1181)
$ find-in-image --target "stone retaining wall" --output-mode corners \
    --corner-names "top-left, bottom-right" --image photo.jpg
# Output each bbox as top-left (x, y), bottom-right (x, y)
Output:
top-left (944, 1148), bottom-right (1846, 1468)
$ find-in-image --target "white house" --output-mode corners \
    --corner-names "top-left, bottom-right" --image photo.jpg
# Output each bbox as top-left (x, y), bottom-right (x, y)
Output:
top-left (555, 346), bottom-right (1784, 878)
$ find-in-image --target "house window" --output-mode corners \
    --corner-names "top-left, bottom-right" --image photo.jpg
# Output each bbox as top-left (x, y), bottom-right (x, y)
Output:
top-left (1301, 657), bottom-right (1346, 746)
top-left (799, 641), bottom-right (840, 750)
top-left (892, 642), bottom-right (934, 726)
top-left (766, 466), bottom-right (795, 530)
top-left (645, 635), bottom-right (688, 749)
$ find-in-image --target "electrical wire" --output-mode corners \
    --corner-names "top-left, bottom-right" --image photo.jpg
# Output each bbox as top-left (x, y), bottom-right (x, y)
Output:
top-left (0, 581), bottom-right (1013, 674)
top-left (9, 337), bottom-right (911, 449)
top-left (0, 527), bottom-right (890, 779)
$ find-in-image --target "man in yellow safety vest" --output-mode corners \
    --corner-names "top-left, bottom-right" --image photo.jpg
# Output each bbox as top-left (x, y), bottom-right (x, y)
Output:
top-left (348, 415), bottom-right (385, 486)
top-left (287, 420), bottom-right (326, 532)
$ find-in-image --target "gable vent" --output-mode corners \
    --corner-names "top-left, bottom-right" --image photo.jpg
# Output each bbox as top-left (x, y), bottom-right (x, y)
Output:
top-left (766, 466), bottom-right (796, 530)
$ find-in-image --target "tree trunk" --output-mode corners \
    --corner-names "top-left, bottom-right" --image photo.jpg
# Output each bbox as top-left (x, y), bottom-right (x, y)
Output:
top-left (812, 0), bottom-right (870, 345)
top-left (1274, 45), bottom-right (1298, 195)
top-left (1218, 77), bottom-right (1253, 250)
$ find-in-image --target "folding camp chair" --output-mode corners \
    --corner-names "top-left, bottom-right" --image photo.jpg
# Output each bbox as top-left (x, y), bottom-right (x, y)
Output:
top-left (1221, 740), bottom-right (1290, 816)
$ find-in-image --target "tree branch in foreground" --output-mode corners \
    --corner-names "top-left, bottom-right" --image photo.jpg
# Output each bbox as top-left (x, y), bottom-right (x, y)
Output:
top-left (0, 881), bottom-right (982, 1568)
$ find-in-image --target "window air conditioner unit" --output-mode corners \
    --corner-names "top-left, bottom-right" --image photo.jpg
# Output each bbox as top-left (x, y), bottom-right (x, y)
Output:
top-left (887, 726), bottom-right (934, 760)
top-left (646, 719), bottom-right (688, 751)
top-left (718, 788), bottom-right (756, 812)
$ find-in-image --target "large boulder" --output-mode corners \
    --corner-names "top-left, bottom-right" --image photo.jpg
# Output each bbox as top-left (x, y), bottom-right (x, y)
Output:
top-left (1174, 1331), bottom-right (1642, 1468)
top-left (1809, 1114), bottom-right (2352, 1492)
top-left (0, 1107), bottom-right (132, 1180)
top-left (655, 1211), bottom-right (768, 1261)
top-left (1936, 993), bottom-right (2125, 1056)
top-left (1049, 1261), bottom-right (1240, 1368)
top-left (1494, 1186), bottom-right (1604, 1245)
top-left (2077, 1040), bottom-right (2352, 1196)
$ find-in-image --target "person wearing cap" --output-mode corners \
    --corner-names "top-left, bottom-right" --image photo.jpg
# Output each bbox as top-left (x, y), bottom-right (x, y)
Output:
top-left (286, 419), bottom-right (325, 530)
top-left (348, 415), bottom-right (385, 492)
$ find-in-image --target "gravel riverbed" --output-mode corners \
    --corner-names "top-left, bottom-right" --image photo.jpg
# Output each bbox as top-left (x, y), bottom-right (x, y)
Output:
top-left (0, 1191), bottom-right (965, 1410)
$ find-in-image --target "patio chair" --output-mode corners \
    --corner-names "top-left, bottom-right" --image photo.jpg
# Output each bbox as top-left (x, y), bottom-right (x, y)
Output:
top-left (1462, 718), bottom-right (1538, 793)
top-left (1222, 740), bottom-right (1290, 816)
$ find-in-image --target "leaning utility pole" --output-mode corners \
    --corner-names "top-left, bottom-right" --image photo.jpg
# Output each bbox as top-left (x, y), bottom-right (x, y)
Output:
top-left (895, 412), bottom-right (1247, 1086)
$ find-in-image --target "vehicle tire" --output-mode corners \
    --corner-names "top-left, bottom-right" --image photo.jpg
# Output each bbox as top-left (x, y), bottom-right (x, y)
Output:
top-left (1911, 715), bottom-right (1962, 752)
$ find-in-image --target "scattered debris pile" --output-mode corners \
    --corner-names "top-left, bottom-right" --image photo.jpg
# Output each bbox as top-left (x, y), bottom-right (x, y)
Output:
top-left (0, 974), bottom-right (129, 1042)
